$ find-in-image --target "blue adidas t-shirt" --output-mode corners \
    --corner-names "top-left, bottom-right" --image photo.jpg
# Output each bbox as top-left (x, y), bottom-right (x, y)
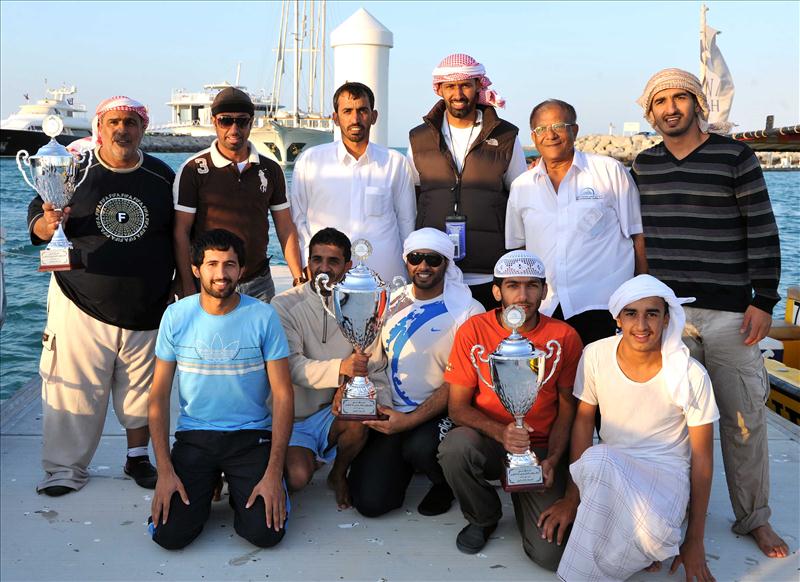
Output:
top-left (155, 294), bottom-right (290, 431)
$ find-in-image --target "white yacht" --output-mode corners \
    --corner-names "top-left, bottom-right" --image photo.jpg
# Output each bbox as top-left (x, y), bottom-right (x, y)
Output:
top-left (0, 86), bottom-right (91, 156)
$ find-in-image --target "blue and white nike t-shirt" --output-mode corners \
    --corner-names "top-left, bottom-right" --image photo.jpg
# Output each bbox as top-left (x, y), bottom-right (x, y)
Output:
top-left (382, 286), bottom-right (484, 412)
top-left (155, 294), bottom-right (290, 431)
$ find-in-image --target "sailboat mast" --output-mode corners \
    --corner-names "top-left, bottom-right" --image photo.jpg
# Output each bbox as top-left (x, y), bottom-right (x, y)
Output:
top-left (309, 0), bottom-right (315, 114)
top-left (293, 0), bottom-right (300, 120)
top-left (320, 0), bottom-right (326, 116)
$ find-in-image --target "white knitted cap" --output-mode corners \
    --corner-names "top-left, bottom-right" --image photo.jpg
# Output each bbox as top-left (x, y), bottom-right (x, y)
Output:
top-left (493, 250), bottom-right (546, 279)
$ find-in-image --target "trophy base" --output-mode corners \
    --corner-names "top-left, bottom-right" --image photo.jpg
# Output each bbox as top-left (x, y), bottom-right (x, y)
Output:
top-left (39, 248), bottom-right (83, 272)
top-left (501, 464), bottom-right (545, 493)
top-left (339, 397), bottom-right (387, 421)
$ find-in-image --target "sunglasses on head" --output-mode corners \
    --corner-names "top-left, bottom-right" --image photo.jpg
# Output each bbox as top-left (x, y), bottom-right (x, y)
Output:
top-left (216, 116), bottom-right (251, 128)
top-left (407, 252), bottom-right (445, 267)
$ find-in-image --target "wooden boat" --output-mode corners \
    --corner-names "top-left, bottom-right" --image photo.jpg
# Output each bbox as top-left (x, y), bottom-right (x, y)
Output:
top-left (765, 286), bottom-right (800, 425)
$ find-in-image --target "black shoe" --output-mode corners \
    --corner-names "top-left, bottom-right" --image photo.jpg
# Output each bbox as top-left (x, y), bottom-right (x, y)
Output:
top-left (456, 522), bottom-right (497, 554)
top-left (417, 483), bottom-right (455, 516)
top-left (124, 456), bottom-right (158, 489)
top-left (40, 485), bottom-right (75, 497)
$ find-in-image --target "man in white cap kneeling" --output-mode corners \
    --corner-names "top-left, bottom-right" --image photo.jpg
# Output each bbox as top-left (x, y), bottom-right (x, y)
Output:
top-left (553, 275), bottom-right (719, 582)
top-left (348, 228), bottom-right (484, 518)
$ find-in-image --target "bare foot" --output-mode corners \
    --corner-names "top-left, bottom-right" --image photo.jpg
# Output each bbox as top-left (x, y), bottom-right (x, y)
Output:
top-left (327, 471), bottom-right (352, 509)
top-left (750, 524), bottom-right (789, 558)
top-left (643, 561), bottom-right (661, 573)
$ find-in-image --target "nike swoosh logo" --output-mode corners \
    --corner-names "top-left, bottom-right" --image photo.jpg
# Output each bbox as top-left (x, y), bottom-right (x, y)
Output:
top-left (431, 328), bottom-right (442, 332)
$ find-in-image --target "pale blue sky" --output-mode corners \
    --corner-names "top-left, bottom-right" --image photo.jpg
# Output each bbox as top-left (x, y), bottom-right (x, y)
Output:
top-left (1, 1), bottom-right (797, 146)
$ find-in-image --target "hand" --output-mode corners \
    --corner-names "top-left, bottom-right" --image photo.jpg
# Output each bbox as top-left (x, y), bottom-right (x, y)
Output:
top-left (246, 471), bottom-right (286, 532)
top-left (669, 537), bottom-right (715, 582)
top-left (332, 383), bottom-right (345, 417)
top-left (502, 421), bottom-right (532, 455)
top-left (39, 202), bottom-right (70, 238)
top-left (151, 467), bottom-right (189, 525)
top-left (539, 456), bottom-right (557, 490)
top-left (363, 406), bottom-right (411, 435)
top-left (537, 495), bottom-right (578, 546)
top-left (740, 305), bottom-right (772, 346)
top-left (339, 351), bottom-right (369, 378)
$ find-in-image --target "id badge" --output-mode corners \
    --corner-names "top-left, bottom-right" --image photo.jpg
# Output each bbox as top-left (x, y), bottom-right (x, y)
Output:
top-left (445, 214), bottom-right (467, 261)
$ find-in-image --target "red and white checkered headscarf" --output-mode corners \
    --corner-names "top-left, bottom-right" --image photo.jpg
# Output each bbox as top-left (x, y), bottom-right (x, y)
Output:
top-left (89, 96), bottom-right (150, 145)
top-left (432, 53), bottom-right (505, 109)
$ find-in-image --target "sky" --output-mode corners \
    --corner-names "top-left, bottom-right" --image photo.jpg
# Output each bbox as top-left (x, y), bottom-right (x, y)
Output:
top-left (1, 1), bottom-right (797, 147)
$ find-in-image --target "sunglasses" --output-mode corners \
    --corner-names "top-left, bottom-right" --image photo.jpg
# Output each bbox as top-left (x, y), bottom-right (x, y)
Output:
top-left (407, 252), bottom-right (445, 267)
top-left (216, 116), bottom-right (252, 128)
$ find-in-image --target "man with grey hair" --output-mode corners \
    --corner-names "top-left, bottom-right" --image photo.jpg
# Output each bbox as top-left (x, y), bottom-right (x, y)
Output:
top-left (438, 250), bottom-right (583, 568)
top-left (506, 98), bottom-right (647, 348)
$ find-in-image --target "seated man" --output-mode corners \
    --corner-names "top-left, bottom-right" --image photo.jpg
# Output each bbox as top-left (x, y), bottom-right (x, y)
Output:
top-left (271, 228), bottom-right (390, 509)
top-left (554, 275), bottom-right (719, 582)
top-left (148, 229), bottom-right (293, 550)
top-left (348, 228), bottom-right (484, 517)
top-left (439, 250), bottom-right (583, 570)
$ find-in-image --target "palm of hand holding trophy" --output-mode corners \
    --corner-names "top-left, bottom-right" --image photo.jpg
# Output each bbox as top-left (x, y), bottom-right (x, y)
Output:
top-left (470, 305), bottom-right (562, 492)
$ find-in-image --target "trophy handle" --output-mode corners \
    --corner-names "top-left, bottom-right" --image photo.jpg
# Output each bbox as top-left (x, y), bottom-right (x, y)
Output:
top-left (469, 344), bottom-right (494, 389)
top-left (73, 148), bottom-right (93, 190)
top-left (540, 339), bottom-right (562, 387)
top-left (314, 273), bottom-right (337, 319)
top-left (15, 151), bottom-right (37, 191)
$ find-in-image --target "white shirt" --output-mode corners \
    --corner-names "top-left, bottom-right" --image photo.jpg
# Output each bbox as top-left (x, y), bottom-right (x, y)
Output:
top-left (290, 141), bottom-right (416, 282)
top-left (506, 150), bottom-right (643, 319)
top-left (406, 110), bottom-right (528, 285)
top-left (574, 336), bottom-right (719, 472)
top-left (382, 286), bottom-right (483, 412)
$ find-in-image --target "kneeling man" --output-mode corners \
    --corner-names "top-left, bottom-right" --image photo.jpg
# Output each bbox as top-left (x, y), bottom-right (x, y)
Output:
top-left (439, 251), bottom-right (583, 569)
top-left (149, 229), bottom-right (293, 549)
top-left (554, 275), bottom-right (719, 581)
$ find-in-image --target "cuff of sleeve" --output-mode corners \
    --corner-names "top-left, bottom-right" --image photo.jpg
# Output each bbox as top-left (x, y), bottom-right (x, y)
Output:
top-left (751, 294), bottom-right (778, 315)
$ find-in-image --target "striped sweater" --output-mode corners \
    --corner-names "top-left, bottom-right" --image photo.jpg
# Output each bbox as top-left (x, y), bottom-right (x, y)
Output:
top-left (631, 133), bottom-right (781, 314)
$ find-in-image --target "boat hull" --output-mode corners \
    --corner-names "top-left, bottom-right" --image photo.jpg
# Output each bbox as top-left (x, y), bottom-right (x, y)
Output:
top-left (250, 122), bottom-right (333, 166)
top-left (0, 128), bottom-right (89, 157)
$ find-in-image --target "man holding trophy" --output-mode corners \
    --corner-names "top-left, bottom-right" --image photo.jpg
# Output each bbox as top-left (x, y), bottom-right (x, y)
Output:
top-left (438, 250), bottom-right (583, 570)
top-left (26, 96), bottom-right (175, 496)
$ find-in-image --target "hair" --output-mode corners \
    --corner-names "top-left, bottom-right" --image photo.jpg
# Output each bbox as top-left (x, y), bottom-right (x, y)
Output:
top-left (308, 228), bottom-right (352, 262)
top-left (529, 99), bottom-right (578, 129)
top-left (190, 229), bottom-right (246, 267)
top-left (332, 82), bottom-right (375, 112)
top-left (492, 276), bottom-right (546, 289)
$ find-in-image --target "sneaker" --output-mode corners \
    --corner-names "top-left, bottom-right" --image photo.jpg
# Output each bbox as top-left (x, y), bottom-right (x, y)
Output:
top-left (40, 485), bottom-right (75, 497)
top-left (456, 522), bottom-right (497, 554)
top-left (124, 456), bottom-right (158, 489)
top-left (417, 483), bottom-right (455, 516)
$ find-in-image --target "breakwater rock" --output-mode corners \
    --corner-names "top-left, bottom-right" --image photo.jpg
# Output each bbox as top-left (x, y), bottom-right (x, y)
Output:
top-left (141, 134), bottom-right (214, 153)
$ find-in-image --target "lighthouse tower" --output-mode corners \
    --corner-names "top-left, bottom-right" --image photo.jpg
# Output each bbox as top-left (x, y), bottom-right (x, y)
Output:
top-left (331, 8), bottom-right (393, 146)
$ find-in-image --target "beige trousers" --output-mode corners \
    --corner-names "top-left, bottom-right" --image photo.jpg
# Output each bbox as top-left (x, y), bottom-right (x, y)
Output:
top-left (683, 306), bottom-right (771, 534)
top-left (37, 277), bottom-right (156, 492)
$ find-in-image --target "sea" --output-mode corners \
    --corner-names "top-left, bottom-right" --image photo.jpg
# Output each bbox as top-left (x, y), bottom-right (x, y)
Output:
top-left (0, 153), bottom-right (798, 399)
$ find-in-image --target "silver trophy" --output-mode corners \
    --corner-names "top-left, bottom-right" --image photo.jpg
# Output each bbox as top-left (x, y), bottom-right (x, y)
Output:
top-left (17, 115), bottom-right (92, 271)
top-left (316, 239), bottom-right (405, 420)
top-left (470, 305), bottom-right (562, 491)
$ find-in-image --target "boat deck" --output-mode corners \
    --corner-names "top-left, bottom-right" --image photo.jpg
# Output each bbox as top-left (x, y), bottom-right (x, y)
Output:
top-left (1, 268), bottom-right (799, 581)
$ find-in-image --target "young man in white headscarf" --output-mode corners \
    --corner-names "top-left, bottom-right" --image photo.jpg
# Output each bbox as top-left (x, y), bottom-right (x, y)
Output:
top-left (347, 228), bottom-right (484, 518)
top-left (551, 275), bottom-right (719, 582)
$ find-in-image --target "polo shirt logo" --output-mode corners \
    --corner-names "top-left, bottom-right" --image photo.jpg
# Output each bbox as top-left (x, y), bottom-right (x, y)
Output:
top-left (195, 158), bottom-right (209, 174)
top-left (258, 169), bottom-right (269, 193)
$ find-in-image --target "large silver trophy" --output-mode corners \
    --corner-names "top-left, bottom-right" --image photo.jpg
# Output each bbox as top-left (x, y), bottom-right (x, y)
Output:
top-left (17, 115), bottom-right (92, 271)
top-left (316, 239), bottom-right (405, 420)
top-left (470, 305), bottom-right (562, 491)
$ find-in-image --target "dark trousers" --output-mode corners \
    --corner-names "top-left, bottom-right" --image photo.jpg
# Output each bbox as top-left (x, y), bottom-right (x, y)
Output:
top-left (468, 282), bottom-right (499, 312)
top-left (348, 416), bottom-right (451, 517)
top-left (551, 305), bottom-right (617, 347)
top-left (152, 430), bottom-right (286, 550)
top-left (438, 426), bottom-right (568, 572)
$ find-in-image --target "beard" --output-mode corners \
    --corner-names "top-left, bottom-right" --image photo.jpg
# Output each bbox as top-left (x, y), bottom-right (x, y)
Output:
top-left (201, 278), bottom-right (236, 299)
top-left (412, 269), bottom-right (445, 291)
top-left (445, 94), bottom-right (478, 119)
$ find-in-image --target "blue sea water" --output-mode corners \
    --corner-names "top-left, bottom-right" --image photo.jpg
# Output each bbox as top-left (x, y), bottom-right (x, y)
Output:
top-left (0, 154), bottom-right (797, 399)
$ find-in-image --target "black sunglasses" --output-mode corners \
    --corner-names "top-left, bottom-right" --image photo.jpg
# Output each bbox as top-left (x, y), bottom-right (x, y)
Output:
top-left (407, 252), bottom-right (445, 267)
top-left (216, 116), bottom-right (251, 128)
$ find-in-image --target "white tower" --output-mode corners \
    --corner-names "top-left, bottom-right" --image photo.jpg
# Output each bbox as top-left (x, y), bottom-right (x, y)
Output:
top-left (331, 8), bottom-right (393, 146)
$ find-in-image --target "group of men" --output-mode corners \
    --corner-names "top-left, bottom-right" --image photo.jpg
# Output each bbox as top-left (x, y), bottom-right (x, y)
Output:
top-left (27, 50), bottom-right (787, 579)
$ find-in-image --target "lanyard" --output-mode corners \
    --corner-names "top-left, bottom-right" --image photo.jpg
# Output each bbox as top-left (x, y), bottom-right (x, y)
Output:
top-left (444, 116), bottom-right (477, 216)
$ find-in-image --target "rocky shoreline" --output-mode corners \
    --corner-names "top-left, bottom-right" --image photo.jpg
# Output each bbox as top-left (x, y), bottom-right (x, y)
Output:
top-left (140, 134), bottom-right (214, 153)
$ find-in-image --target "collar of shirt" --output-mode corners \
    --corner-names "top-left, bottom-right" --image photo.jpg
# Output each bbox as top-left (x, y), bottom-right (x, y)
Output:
top-left (531, 148), bottom-right (587, 182)
top-left (336, 140), bottom-right (379, 167)
top-left (210, 139), bottom-right (261, 168)
top-left (441, 109), bottom-right (483, 142)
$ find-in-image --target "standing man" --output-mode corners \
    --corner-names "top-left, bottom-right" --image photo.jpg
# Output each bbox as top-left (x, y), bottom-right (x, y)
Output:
top-left (551, 275), bottom-right (719, 582)
top-left (271, 227), bottom-right (389, 509)
top-left (438, 251), bottom-right (583, 569)
top-left (347, 228), bottom-right (484, 517)
top-left (408, 53), bottom-right (528, 310)
top-left (290, 82), bottom-right (416, 282)
top-left (632, 68), bottom-right (787, 558)
top-left (174, 87), bottom-right (305, 302)
top-left (28, 96), bottom-right (173, 495)
top-left (506, 99), bottom-right (647, 346)
top-left (149, 229), bottom-right (293, 549)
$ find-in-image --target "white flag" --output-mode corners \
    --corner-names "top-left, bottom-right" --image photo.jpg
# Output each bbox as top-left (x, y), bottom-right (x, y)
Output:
top-left (700, 5), bottom-right (736, 133)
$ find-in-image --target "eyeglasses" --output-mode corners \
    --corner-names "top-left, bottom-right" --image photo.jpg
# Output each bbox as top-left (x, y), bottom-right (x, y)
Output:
top-left (407, 252), bottom-right (445, 267)
top-left (216, 116), bottom-right (252, 128)
top-left (531, 122), bottom-right (576, 136)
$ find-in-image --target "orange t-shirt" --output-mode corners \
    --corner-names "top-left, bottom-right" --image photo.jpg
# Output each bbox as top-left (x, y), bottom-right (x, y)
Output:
top-left (444, 310), bottom-right (583, 447)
